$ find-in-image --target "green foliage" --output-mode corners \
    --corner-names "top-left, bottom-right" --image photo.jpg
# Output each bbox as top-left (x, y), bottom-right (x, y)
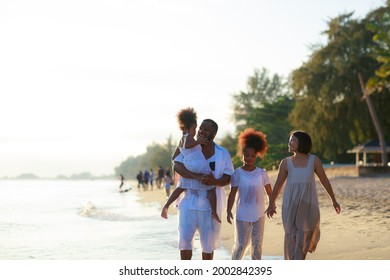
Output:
top-left (218, 133), bottom-right (237, 159)
top-left (245, 96), bottom-right (295, 144)
top-left (114, 136), bottom-right (176, 179)
top-left (365, 6), bottom-right (390, 92)
top-left (114, 4), bottom-right (390, 172)
top-left (226, 68), bottom-right (293, 170)
top-left (261, 143), bottom-right (291, 171)
top-left (290, 11), bottom-right (390, 161)
top-left (232, 68), bottom-right (289, 133)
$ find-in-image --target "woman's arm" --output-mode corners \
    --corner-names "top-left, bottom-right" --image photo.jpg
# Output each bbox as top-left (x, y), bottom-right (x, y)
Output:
top-left (314, 156), bottom-right (341, 214)
top-left (265, 159), bottom-right (288, 218)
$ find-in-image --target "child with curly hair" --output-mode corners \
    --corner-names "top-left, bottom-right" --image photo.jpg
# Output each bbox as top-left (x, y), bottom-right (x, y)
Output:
top-left (161, 107), bottom-right (220, 223)
top-left (227, 128), bottom-right (272, 260)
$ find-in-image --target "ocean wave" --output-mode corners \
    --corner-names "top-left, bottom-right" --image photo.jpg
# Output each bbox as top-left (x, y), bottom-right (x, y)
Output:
top-left (78, 201), bottom-right (157, 222)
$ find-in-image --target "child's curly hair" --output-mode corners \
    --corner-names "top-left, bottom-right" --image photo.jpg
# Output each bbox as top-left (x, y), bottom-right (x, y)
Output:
top-left (176, 107), bottom-right (197, 131)
top-left (237, 128), bottom-right (268, 159)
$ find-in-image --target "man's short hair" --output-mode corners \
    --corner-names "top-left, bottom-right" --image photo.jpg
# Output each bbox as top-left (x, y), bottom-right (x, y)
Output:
top-left (203, 119), bottom-right (218, 133)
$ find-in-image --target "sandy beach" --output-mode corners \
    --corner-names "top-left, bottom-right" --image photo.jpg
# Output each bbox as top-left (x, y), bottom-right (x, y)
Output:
top-left (137, 167), bottom-right (389, 260)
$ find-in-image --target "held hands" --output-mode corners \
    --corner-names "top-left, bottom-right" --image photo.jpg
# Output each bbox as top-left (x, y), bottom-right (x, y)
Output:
top-left (265, 203), bottom-right (277, 219)
top-left (201, 172), bottom-right (215, 185)
top-left (195, 172), bottom-right (215, 185)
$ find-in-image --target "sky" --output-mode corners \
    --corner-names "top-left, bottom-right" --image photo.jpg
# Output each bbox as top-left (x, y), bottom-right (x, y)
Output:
top-left (0, 0), bottom-right (386, 178)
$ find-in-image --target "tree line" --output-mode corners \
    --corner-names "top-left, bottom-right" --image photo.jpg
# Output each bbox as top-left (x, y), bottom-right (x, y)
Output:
top-left (116, 3), bottom-right (390, 177)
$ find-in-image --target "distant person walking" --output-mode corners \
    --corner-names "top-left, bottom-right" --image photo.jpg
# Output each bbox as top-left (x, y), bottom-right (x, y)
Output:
top-left (149, 169), bottom-right (154, 190)
top-left (265, 130), bottom-right (341, 260)
top-left (136, 171), bottom-right (143, 190)
top-left (157, 165), bottom-right (164, 189)
top-left (164, 168), bottom-right (174, 197)
top-left (143, 169), bottom-right (150, 191)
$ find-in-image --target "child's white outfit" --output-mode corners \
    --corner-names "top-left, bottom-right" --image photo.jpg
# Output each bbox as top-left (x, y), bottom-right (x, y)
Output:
top-left (179, 133), bottom-right (214, 191)
top-left (230, 166), bottom-right (270, 260)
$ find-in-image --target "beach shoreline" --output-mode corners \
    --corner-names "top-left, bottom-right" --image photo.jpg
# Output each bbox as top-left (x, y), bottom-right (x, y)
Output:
top-left (136, 170), bottom-right (389, 260)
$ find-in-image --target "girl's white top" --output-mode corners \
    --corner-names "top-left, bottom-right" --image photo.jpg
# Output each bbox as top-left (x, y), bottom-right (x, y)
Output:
top-left (180, 144), bottom-right (211, 175)
top-left (178, 133), bottom-right (213, 190)
top-left (231, 167), bottom-right (270, 222)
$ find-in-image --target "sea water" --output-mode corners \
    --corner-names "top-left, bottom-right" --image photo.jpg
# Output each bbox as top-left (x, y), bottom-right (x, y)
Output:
top-left (0, 180), bottom-right (281, 260)
top-left (0, 179), bottom-right (233, 260)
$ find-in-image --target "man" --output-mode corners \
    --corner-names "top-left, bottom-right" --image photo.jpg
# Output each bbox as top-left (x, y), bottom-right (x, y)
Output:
top-left (173, 119), bottom-right (233, 260)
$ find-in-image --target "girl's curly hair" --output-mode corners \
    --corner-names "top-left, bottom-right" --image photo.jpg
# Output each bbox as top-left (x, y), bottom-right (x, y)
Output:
top-left (176, 107), bottom-right (197, 131)
top-left (237, 128), bottom-right (268, 159)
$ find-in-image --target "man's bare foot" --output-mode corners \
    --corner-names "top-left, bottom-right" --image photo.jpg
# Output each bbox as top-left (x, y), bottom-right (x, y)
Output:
top-left (211, 212), bottom-right (221, 223)
top-left (161, 207), bottom-right (168, 219)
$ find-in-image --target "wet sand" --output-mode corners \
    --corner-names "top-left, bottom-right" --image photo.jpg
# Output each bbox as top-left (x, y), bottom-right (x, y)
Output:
top-left (137, 168), bottom-right (390, 260)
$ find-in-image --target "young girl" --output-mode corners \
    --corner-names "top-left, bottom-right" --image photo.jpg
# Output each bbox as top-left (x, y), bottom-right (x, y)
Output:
top-left (227, 128), bottom-right (272, 260)
top-left (161, 107), bottom-right (220, 223)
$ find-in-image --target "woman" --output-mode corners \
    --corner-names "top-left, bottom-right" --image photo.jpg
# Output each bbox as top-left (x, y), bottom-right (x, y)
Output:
top-left (265, 130), bottom-right (341, 260)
